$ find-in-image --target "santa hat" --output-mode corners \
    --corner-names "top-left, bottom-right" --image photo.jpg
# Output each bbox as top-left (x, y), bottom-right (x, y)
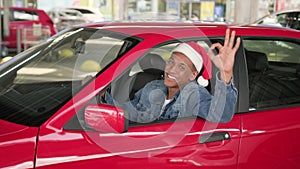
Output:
top-left (171, 42), bottom-right (212, 87)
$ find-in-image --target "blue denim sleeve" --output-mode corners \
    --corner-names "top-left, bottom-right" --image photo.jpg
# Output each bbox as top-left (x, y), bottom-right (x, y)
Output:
top-left (104, 89), bottom-right (142, 122)
top-left (198, 72), bottom-right (238, 123)
top-left (104, 91), bottom-right (114, 105)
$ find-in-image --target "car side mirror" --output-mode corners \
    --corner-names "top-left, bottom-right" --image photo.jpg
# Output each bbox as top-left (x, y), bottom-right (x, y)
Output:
top-left (85, 104), bottom-right (128, 133)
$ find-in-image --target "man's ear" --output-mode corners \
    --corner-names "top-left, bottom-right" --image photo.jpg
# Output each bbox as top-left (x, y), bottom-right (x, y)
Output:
top-left (189, 71), bottom-right (198, 81)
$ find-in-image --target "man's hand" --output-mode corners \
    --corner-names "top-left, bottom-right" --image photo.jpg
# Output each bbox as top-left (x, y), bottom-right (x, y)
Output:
top-left (208, 28), bottom-right (241, 84)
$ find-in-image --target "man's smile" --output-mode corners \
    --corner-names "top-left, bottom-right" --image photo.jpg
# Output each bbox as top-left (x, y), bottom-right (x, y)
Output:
top-left (167, 74), bottom-right (176, 80)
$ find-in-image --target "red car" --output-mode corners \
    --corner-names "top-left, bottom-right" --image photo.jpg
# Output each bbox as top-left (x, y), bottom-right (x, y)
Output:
top-left (0, 22), bottom-right (300, 168)
top-left (1, 7), bottom-right (57, 52)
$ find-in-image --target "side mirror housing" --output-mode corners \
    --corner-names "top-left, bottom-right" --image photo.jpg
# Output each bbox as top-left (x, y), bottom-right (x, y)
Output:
top-left (85, 104), bottom-right (128, 133)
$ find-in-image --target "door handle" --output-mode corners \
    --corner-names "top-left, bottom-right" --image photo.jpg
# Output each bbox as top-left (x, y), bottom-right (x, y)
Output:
top-left (199, 131), bottom-right (231, 144)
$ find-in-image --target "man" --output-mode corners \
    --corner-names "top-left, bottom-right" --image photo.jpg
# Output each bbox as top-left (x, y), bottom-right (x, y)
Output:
top-left (107, 29), bottom-right (240, 123)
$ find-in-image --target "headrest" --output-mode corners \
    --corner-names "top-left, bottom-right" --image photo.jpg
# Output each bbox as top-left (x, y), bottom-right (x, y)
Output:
top-left (139, 53), bottom-right (166, 74)
top-left (246, 50), bottom-right (269, 72)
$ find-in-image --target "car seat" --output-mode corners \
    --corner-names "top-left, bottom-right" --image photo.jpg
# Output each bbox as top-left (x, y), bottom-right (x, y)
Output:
top-left (110, 53), bottom-right (166, 103)
top-left (247, 49), bottom-right (300, 109)
top-left (245, 50), bottom-right (274, 108)
top-left (129, 53), bottom-right (166, 99)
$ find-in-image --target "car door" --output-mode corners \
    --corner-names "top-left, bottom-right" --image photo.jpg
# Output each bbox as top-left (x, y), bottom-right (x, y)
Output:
top-left (36, 116), bottom-right (241, 168)
top-left (35, 39), bottom-right (243, 168)
top-left (237, 37), bottom-right (300, 169)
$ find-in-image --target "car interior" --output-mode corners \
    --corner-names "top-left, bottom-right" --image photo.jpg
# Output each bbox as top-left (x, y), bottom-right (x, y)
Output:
top-left (110, 53), bottom-right (166, 103)
top-left (246, 48), bottom-right (300, 110)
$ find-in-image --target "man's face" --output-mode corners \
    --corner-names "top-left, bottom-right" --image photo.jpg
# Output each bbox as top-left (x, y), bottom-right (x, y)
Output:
top-left (164, 52), bottom-right (198, 89)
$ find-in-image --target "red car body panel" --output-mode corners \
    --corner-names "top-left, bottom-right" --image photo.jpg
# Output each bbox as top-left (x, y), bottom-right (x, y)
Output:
top-left (1, 22), bottom-right (300, 168)
top-left (88, 22), bottom-right (299, 38)
top-left (35, 117), bottom-right (241, 168)
top-left (0, 120), bottom-right (38, 168)
top-left (2, 7), bottom-right (56, 49)
top-left (238, 107), bottom-right (300, 169)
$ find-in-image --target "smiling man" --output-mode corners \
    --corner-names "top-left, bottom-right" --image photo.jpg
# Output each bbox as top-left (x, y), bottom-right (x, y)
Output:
top-left (108, 29), bottom-right (240, 123)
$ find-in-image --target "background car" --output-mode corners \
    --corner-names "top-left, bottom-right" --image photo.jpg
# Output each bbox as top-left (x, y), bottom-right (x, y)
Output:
top-left (253, 8), bottom-right (300, 30)
top-left (48, 7), bottom-right (88, 31)
top-left (1, 7), bottom-right (57, 54)
top-left (65, 6), bottom-right (105, 22)
top-left (0, 22), bottom-right (300, 169)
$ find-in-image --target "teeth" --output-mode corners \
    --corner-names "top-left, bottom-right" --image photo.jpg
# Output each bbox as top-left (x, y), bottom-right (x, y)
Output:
top-left (168, 75), bottom-right (176, 80)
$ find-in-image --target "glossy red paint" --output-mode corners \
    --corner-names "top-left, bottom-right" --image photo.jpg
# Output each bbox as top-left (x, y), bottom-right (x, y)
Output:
top-left (238, 107), bottom-right (300, 169)
top-left (85, 104), bottom-right (127, 133)
top-left (88, 22), bottom-right (300, 38)
top-left (0, 120), bottom-right (38, 168)
top-left (34, 116), bottom-right (241, 168)
top-left (1, 22), bottom-right (300, 168)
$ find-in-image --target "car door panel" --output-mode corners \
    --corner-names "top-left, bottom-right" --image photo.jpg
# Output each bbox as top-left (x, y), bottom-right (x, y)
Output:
top-left (238, 107), bottom-right (300, 169)
top-left (36, 116), bottom-right (241, 168)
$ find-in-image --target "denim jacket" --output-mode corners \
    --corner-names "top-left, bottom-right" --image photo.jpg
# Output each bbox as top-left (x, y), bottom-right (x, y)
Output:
top-left (107, 72), bottom-right (238, 123)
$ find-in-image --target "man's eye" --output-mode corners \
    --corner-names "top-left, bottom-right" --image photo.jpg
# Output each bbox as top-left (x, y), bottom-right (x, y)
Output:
top-left (179, 64), bottom-right (185, 71)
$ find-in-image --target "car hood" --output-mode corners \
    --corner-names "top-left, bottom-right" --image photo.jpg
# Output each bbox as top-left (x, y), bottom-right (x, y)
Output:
top-left (0, 119), bottom-right (32, 136)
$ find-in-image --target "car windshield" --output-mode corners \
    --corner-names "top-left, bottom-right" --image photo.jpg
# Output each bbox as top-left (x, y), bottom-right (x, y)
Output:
top-left (0, 27), bottom-right (140, 127)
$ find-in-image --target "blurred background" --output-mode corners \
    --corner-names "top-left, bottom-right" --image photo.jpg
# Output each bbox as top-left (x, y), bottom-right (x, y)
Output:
top-left (0, 0), bottom-right (300, 58)
top-left (4, 0), bottom-right (300, 23)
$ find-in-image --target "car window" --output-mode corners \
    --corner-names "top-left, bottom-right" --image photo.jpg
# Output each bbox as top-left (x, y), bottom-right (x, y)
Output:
top-left (243, 38), bottom-right (300, 110)
top-left (65, 39), bottom-right (215, 130)
top-left (103, 40), bottom-right (212, 125)
top-left (289, 12), bottom-right (300, 30)
top-left (0, 28), bottom-right (140, 127)
top-left (276, 13), bottom-right (289, 27)
top-left (11, 10), bottom-right (39, 21)
top-left (277, 12), bottom-right (300, 30)
top-left (16, 32), bottom-right (125, 83)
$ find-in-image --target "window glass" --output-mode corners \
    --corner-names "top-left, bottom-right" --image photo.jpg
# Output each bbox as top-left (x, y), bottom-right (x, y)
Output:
top-left (276, 13), bottom-right (288, 27)
top-left (0, 28), bottom-right (139, 127)
top-left (105, 40), bottom-right (211, 125)
top-left (244, 38), bottom-right (300, 110)
top-left (12, 10), bottom-right (39, 21)
top-left (15, 33), bottom-right (125, 84)
top-left (288, 12), bottom-right (300, 30)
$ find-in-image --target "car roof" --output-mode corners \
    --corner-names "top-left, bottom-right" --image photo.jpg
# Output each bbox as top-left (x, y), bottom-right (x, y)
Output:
top-left (4, 6), bottom-right (45, 12)
top-left (81, 21), bottom-right (300, 39)
top-left (270, 8), bottom-right (300, 14)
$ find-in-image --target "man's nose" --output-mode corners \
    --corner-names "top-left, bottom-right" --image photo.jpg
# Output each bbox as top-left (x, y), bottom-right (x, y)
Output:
top-left (166, 64), bottom-right (177, 74)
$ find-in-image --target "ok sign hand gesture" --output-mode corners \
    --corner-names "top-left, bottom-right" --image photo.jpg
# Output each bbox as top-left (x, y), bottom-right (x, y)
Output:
top-left (208, 28), bottom-right (241, 84)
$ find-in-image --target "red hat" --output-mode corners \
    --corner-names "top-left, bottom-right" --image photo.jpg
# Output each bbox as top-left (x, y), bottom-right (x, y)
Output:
top-left (171, 42), bottom-right (212, 86)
